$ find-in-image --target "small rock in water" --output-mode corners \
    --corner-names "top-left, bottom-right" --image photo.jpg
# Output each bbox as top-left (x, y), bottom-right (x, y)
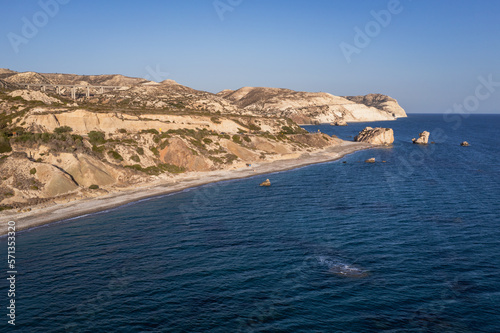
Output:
top-left (461, 141), bottom-right (470, 146)
top-left (365, 158), bottom-right (376, 163)
top-left (260, 179), bottom-right (271, 186)
top-left (412, 131), bottom-right (430, 144)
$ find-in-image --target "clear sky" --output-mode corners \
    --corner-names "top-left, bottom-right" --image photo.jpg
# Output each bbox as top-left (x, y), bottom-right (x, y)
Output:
top-left (1, 0), bottom-right (500, 113)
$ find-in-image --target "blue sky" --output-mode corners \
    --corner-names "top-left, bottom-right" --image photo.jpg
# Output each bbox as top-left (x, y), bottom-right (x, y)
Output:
top-left (1, 0), bottom-right (500, 113)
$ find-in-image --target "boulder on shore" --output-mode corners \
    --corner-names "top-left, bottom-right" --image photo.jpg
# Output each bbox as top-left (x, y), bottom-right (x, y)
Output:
top-left (412, 131), bottom-right (430, 144)
top-left (330, 119), bottom-right (347, 126)
top-left (354, 127), bottom-right (394, 145)
top-left (260, 179), bottom-right (271, 187)
top-left (461, 141), bottom-right (470, 147)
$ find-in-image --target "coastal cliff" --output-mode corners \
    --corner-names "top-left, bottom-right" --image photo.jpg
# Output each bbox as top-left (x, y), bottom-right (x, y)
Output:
top-left (0, 68), bottom-right (397, 218)
top-left (217, 87), bottom-right (406, 124)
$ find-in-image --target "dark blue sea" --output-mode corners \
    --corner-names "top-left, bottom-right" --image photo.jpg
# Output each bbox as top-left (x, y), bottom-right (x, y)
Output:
top-left (2, 114), bottom-right (500, 332)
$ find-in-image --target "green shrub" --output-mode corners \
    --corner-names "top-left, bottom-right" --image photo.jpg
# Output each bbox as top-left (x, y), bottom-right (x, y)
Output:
top-left (208, 156), bottom-right (223, 164)
top-left (248, 123), bottom-right (261, 131)
top-left (210, 117), bottom-right (222, 124)
top-left (130, 155), bottom-right (140, 163)
top-left (190, 139), bottom-right (205, 150)
top-left (150, 146), bottom-right (159, 156)
top-left (125, 163), bottom-right (185, 175)
top-left (140, 129), bottom-right (159, 135)
top-left (136, 147), bottom-right (144, 155)
top-left (0, 133), bottom-right (12, 154)
top-left (92, 145), bottom-right (105, 154)
top-left (225, 153), bottom-right (238, 164)
top-left (203, 138), bottom-right (213, 144)
top-left (243, 136), bottom-right (251, 142)
top-left (89, 184), bottom-right (99, 190)
top-left (30, 168), bottom-right (37, 175)
top-left (107, 150), bottom-right (123, 161)
top-left (159, 139), bottom-right (169, 150)
top-left (232, 135), bottom-right (241, 144)
top-left (30, 185), bottom-right (39, 190)
top-left (54, 126), bottom-right (73, 134)
top-left (88, 131), bottom-right (106, 145)
top-left (118, 128), bottom-right (127, 133)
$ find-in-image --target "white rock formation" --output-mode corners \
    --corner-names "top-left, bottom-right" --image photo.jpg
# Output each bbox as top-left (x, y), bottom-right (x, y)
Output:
top-left (412, 131), bottom-right (430, 145)
top-left (354, 127), bottom-right (394, 145)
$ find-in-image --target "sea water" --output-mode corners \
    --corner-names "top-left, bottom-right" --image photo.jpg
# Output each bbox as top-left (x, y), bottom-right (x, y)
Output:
top-left (1, 114), bottom-right (499, 332)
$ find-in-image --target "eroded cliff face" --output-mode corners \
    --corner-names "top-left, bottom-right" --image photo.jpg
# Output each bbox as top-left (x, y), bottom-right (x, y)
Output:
top-left (217, 87), bottom-right (407, 124)
top-left (343, 94), bottom-right (407, 118)
top-left (0, 68), bottom-right (405, 213)
top-left (1, 109), bottom-right (338, 212)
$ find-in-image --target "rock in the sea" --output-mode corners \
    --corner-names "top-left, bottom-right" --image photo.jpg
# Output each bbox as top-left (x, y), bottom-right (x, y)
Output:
top-left (365, 158), bottom-right (376, 163)
top-left (412, 131), bottom-right (430, 144)
top-left (461, 141), bottom-right (470, 146)
top-left (330, 119), bottom-right (347, 126)
top-left (354, 127), bottom-right (394, 145)
top-left (260, 179), bottom-right (271, 186)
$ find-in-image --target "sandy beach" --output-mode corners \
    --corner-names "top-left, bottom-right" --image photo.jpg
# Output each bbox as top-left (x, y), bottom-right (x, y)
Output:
top-left (1, 142), bottom-right (373, 235)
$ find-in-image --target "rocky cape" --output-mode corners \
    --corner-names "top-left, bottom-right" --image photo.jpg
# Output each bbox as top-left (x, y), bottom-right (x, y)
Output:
top-left (217, 87), bottom-right (406, 125)
top-left (0, 68), bottom-right (403, 219)
top-left (1, 69), bottom-right (406, 124)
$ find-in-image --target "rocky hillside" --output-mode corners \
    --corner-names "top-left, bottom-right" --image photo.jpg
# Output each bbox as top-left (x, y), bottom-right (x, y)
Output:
top-left (217, 87), bottom-right (406, 124)
top-left (0, 68), bottom-right (408, 213)
top-left (343, 94), bottom-right (407, 118)
top-left (0, 69), bottom-right (406, 124)
top-left (0, 81), bottom-right (342, 212)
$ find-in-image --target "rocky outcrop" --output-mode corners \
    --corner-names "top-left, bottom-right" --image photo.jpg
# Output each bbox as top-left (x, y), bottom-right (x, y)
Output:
top-left (4, 71), bottom-right (52, 84)
top-left (260, 179), bottom-right (271, 186)
top-left (461, 141), bottom-right (470, 147)
top-left (45, 153), bottom-right (123, 187)
top-left (354, 127), bottom-right (394, 145)
top-left (21, 110), bottom-right (256, 135)
top-left (343, 94), bottom-right (407, 118)
top-left (217, 87), bottom-right (407, 124)
top-left (330, 119), bottom-right (347, 126)
top-left (9, 90), bottom-right (61, 104)
top-left (412, 131), bottom-right (430, 145)
top-left (159, 138), bottom-right (211, 172)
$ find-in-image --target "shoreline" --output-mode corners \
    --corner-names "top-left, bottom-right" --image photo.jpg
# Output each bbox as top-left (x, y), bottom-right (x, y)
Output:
top-left (1, 142), bottom-right (373, 236)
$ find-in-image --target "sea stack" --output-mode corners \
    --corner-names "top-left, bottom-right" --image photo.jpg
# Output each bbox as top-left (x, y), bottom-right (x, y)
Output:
top-left (412, 131), bottom-right (430, 144)
top-left (260, 179), bottom-right (271, 187)
top-left (354, 127), bottom-right (394, 145)
top-left (330, 119), bottom-right (348, 126)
